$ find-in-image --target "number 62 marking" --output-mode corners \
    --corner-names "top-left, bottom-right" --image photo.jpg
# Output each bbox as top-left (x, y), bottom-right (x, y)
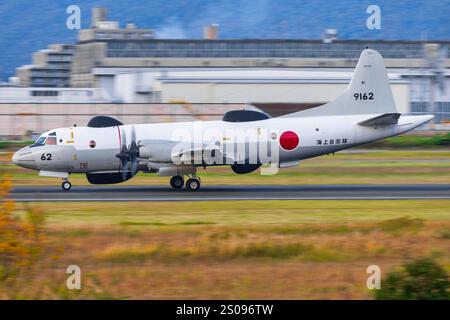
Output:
top-left (41, 153), bottom-right (52, 161)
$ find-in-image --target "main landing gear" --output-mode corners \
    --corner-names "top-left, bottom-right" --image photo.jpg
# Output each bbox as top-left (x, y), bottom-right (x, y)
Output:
top-left (186, 177), bottom-right (201, 191)
top-left (170, 175), bottom-right (201, 191)
top-left (61, 179), bottom-right (72, 191)
top-left (170, 175), bottom-right (184, 189)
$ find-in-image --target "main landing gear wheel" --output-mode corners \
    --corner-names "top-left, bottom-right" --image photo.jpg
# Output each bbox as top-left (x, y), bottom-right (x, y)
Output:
top-left (170, 175), bottom-right (184, 189)
top-left (61, 180), bottom-right (72, 191)
top-left (186, 178), bottom-right (201, 191)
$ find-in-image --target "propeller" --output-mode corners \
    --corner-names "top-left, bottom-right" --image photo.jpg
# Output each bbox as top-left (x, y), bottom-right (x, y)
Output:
top-left (129, 127), bottom-right (139, 176)
top-left (116, 126), bottom-right (140, 181)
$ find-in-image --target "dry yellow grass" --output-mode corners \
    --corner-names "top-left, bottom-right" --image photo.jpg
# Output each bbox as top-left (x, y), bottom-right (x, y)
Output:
top-left (2, 200), bottom-right (450, 299)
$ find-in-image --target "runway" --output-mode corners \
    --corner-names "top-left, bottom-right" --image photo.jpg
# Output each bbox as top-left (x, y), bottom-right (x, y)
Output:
top-left (9, 184), bottom-right (450, 202)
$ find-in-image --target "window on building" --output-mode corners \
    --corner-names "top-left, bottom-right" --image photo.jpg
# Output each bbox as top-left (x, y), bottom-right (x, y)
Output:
top-left (410, 102), bottom-right (428, 114)
top-left (31, 90), bottom-right (59, 97)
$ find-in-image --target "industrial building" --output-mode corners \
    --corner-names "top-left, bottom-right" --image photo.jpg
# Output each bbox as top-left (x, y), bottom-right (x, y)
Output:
top-left (0, 86), bottom-right (102, 103)
top-left (15, 44), bottom-right (74, 87)
top-left (93, 68), bottom-right (410, 113)
top-left (73, 9), bottom-right (450, 123)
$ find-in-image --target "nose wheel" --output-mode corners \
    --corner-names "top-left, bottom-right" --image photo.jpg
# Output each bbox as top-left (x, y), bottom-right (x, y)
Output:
top-left (61, 180), bottom-right (72, 191)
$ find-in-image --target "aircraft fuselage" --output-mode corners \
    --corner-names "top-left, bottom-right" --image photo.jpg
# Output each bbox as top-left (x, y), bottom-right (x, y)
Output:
top-left (13, 113), bottom-right (432, 175)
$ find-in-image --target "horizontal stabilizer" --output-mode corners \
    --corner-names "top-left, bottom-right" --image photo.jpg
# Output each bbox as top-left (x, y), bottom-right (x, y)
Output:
top-left (358, 113), bottom-right (400, 127)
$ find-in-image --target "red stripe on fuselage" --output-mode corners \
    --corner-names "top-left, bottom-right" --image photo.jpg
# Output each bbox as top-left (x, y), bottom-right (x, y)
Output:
top-left (117, 126), bottom-right (122, 170)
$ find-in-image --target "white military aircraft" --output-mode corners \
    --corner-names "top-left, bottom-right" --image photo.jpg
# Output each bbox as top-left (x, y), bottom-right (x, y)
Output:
top-left (13, 49), bottom-right (433, 191)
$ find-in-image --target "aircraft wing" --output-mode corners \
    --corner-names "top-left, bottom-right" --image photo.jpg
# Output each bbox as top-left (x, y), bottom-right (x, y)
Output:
top-left (358, 113), bottom-right (400, 127)
top-left (139, 139), bottom-right (233, 164)
top-left (176, 143), bottom-right (239, 164)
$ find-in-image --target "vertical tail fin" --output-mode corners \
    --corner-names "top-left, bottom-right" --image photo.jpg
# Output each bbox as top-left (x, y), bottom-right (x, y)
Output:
top-left (282, 49), bottom-right (397, 117)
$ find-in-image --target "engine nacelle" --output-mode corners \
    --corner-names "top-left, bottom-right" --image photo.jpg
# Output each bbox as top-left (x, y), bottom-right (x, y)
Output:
top-left (86, 172), bottom-right (132, 184)
top-left (231, 163), bottom-right (261, 174)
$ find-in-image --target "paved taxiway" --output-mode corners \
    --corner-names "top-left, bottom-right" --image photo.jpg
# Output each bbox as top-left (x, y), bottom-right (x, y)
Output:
top-left (9, 184), bottom-right (450, 202)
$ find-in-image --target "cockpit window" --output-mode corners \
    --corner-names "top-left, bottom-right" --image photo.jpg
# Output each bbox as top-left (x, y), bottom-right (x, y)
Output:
top-left (32, 136), bottom-right (46, 147)
top-left (45, 137), bottom-right (57, 145)
top-left (29, 132), bottom-right (58, 147)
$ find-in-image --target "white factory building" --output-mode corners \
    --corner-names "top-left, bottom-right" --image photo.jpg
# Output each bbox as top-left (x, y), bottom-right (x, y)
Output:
top-left (3, 67), bottom-right (450, 120)
top-left (92, 67), bottom-right (411, 113)
top-left (3, 61), bottom-right (447, 126)
top-left (0, 86), bottom-right (103, 103)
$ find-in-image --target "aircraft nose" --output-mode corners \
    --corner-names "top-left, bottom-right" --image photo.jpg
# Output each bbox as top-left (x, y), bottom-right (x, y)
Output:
top-left (12, 148), bottom-right (35, 168)
top-left (12, 151), bottom-right (18, 164)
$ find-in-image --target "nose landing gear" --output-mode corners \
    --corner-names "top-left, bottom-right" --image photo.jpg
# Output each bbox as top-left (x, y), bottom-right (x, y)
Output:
top-left (61, 179), bottom-right (72, 191)
top-left (170, 175), bottom-right (201, 191)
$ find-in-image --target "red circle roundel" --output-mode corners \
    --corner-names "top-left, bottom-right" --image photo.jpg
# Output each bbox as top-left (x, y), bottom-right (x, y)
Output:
top-left (279, 131), bottom-right (299, 151)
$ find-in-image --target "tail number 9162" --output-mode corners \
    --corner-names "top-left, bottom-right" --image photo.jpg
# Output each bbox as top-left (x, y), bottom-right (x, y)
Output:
top-left (354, 92), bottom-right (374, 101)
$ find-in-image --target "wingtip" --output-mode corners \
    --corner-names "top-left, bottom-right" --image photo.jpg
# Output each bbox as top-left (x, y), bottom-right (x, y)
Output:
top-left (421, 114), bottom-right (434, 122)
top-left (417, 114), bottom-right (434, 126)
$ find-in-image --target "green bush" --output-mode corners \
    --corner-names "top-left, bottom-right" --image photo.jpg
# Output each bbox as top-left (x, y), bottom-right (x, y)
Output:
top-left (376, 217), bottom-right (424, 234)
top-left (0, 141), bottom-right (10, 149)
top-left (0, 141), bottom-right (34, 150)
top-left (375, 258), bottom-right (449, 300)
top-left (368, 132), bottom-right (450, 148)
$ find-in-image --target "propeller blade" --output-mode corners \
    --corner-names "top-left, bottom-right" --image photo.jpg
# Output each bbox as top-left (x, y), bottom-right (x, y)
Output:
top-left (131, 125), bottom-right (136, 145)
top-left (117, 127), bottom-right (129, 174)
top-left (130, 154), bottom-right (138, 175)
top-left (122, 158), bottom-right (129, 181)
top-left (115, 151), bottom-right (128, 160)
top-left (129, 126), bottom-right (139, 176)
top-left (122, 128), bottom-right (128, 151)
top-left (116, 126), bottom-right (139, 180)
